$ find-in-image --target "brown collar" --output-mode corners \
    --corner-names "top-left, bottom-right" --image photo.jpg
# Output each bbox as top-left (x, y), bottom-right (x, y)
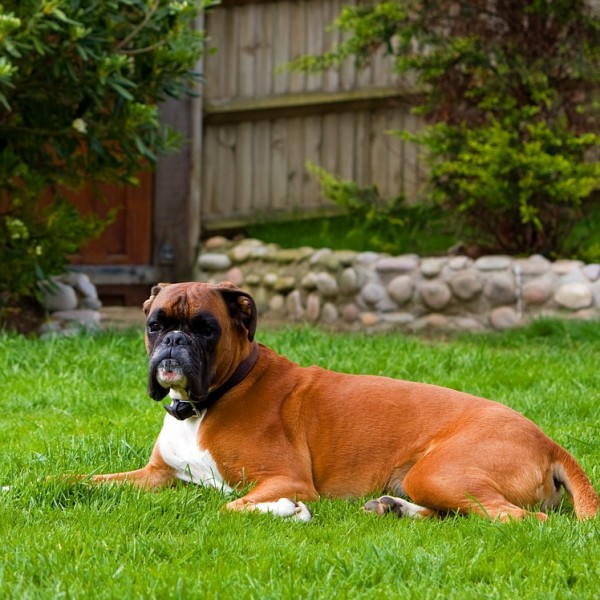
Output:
top-left (164, 343), bottom-right (260, 421)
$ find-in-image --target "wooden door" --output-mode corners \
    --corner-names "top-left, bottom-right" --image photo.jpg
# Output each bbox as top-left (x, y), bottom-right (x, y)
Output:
top-left (69, 171), bottom-right (155, 305)
top-left (70, 171), bottom-right (153, 265)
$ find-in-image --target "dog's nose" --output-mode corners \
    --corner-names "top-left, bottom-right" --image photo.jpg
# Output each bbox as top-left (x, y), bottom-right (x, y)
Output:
top-left (163, 331), bottom-right (189, 347)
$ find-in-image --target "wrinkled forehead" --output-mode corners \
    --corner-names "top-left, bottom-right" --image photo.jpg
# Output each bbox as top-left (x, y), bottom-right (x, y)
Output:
top-left (150, 283), bottom-right (228, 321)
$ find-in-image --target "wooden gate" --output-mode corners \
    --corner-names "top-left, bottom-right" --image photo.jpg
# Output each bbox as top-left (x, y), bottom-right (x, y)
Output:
top-left (69, 171), bottom-right (156, 305)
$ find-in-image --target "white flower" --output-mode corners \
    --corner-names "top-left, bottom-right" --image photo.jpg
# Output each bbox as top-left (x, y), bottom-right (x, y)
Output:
top-left (72, 118), bottom-right (87, 134)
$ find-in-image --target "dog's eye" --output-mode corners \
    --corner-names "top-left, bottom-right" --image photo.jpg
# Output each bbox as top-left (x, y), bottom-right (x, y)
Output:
top-left (147, 321), bottom-right (161, 334)
top-left (194, 323), bottom-right (216, 338)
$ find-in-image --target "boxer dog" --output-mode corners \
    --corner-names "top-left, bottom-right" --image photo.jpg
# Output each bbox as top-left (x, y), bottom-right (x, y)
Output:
top-left (88, 281), bottom-right (598, 522)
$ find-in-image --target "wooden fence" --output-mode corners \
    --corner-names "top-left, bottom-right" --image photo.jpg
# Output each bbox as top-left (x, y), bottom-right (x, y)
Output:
top-left (199, 0), bottom-right (425, 230)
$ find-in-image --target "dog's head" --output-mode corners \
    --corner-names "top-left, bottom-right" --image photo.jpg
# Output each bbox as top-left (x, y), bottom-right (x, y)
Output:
top-left (142, 281), bottom-right (257, 404)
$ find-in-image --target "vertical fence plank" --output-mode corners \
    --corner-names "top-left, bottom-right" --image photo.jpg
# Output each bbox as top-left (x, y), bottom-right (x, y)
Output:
top-left (272, 2), bottom-right (291, 94)
top-left (370, 110), bottom-right (389, 198)
top-left (224, 6), bottom-right (240, 101)
top-left (354, 110), bottom-right (371, 187)
top-left (288, 0), bottom-right (307, 93)
top-left (270, 119), bottom-right (288, 211)
top-left (286, 117), bottom-right (305, 209)
top-left (303, 114), bottom-right (323, 208)
top-left (322, 0), bottom-right (340, 92)
top-left (217, 125), bottom-right (237, 218)
top-left (236, 122), bottom-right (254, 215)
top-left (403, 110), bottom-right (423, 202)
top-left (252, 120), bottom-right (272, 215)
top-left (256, 2), bottom-right (274, 97)
top-left (201, 125), bottom-right (218, 218)
top-left (338, 112), bottom-right (355, 181)
top-left (238, 4), bottom-right (257, 98)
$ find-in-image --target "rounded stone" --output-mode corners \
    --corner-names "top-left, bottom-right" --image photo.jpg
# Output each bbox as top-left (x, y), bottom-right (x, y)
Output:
top-left (42, 281), bottom-right (78, 312)
top-left (522, 278), bottom-right (553, 305)
top-left (273, 248), bottom-right (313, 264)
top-left (448, 271), bottom-right (482, 301)
top-left (333, 250), bottom-right (358, 267)
top-left (268, 294), bottom-right (285, 316)
top-left (552, 260), bottom-right (585, 275)
top-left (306, 292), bottom-right (321, 322)
top-left (490, 306), bottom-right (519, 330)
top-left (226, 267), bottom-right (244, 287)
top-left (554, 283), bottom-right (593, 310)
top-left (285, 290), bottom-right (304, 320)
top-left (63, 273), bottom-right (99, 302)
top-left (418, 281), bottom-right (452, 310)
top-left (198, 253), bottom-right (232, 271)
top-left (448, 256), bottom-right (473, 270)
top-left (339, 268), bottom-right (360, 295)
top-left (421, 258), bottom-right (447, 278)
top-left (301, 272), bottom-right (318, 291)
top-left (453, 317), bottom-right (486, 332)
top-left (483, 274), bottom-right (516, 306)
top-left (245, 273), bottom-right (261, 286)
top-left (355, 252), bottom-right (380, 266)
top-left (203, 236), bottom-right (229, 250)
top-left (80, 296), bottom-right (102, 310)
top-left (412, 314), bottom-right (449, 331)
top-left (514, 255), bottom-right (551, 276)
top-left (314, 272), bottom-right (339, 298)
top-left (321, 302), bottom-right (339, 324)
top-left (387, 275), bottom-right (414, 305)
top-left (361, 282), bottom-right (387, 306)
top-left (583, 264), bottom-right (600, 282)
top-left (475, 255), bottom-right (512, 271)
top-left (360, 312), bottom-right (380, 327)
top-left (262, 273), bottom-right (278, 288)
top-left (341, 303), bottom-right (360, 323)
top-left (375, 255), bottom-right (419, 273)
top-left (381, 312), bottom-right (416, 326)
top-left (309, 248), bottom-right (333, 266)
top-left (274, 276), bottom-right (297, 294)
top-left (229, 240), bottom-right (263, 263)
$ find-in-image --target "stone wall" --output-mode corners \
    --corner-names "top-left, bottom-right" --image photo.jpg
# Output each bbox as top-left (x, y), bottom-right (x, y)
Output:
top-left (196, 237), bottom-right (600, 333)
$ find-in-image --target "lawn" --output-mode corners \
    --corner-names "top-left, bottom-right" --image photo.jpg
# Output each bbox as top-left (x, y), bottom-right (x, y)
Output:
top-left (1, 320), bottom-right (599, 599)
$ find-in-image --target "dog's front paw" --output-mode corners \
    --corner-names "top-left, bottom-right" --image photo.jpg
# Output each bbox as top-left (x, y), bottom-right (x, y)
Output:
top-left (363, 495), bottom-right (429, 519)
top-left (255, 498), bottom-right (312, 522)
top-left (227, 497), bottom-right (312, 522)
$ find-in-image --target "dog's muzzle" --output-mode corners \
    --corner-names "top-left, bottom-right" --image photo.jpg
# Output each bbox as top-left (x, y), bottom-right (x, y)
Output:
top-left (162, 342), bottom-right (261, 421)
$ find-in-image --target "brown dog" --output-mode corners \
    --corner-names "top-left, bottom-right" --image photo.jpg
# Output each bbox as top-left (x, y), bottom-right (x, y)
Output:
top-left (89, 281), bottom-right (598, 522)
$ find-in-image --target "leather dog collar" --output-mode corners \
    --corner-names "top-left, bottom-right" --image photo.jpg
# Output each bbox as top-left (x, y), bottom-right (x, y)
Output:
top-left (164, 343), bottom-right (260, 421)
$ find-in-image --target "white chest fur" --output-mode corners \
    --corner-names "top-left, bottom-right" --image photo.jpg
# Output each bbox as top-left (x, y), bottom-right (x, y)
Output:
top-left (157, 411), bottom-right (232, 491)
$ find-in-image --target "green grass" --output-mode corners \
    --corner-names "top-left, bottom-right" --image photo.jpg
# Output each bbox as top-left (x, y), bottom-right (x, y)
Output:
top-left (1, 321), bottom-right (600, 599)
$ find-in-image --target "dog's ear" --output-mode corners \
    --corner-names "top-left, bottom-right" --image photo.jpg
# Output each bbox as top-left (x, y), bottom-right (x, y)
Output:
top-left (216, 282), bottom-right (257, 342)
top-left (143, 283), bottom-right (171, 316)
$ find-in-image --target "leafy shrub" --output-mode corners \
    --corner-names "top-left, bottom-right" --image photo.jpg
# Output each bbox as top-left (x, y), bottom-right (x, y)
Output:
top-left (306, 162), bottom-right (450, 255)
top-left (295, 0), bottom-right (600, 257)
top-left (0, 0), bottom-right (214, 321)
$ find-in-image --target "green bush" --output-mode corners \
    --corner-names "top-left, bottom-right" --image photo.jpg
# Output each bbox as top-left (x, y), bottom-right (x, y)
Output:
top-left (295, 0), bottom-right (600, 257)
top-left (0, 0), bottom-right (214, 320)
top-left (306, 162), bottom-right (450, 255)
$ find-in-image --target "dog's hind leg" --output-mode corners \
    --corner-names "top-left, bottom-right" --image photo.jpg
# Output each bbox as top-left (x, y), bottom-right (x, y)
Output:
top-left (363, 495), bottom-right (436, 519)
top-left (400, 449), bottom-right (548, 522)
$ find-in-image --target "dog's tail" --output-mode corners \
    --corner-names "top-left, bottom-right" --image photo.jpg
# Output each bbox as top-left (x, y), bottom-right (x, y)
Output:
top-left (553, 447), bottom-right (598, 520)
